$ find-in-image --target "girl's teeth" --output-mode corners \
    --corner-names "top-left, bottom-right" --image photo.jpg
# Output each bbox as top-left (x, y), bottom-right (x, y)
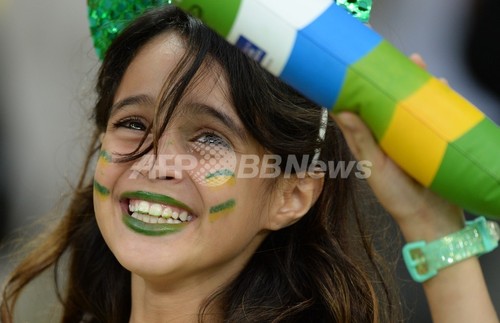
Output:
top-left (128, 200), bottom-right (193, 224)
top-left (179, 211), bottom-right (188, 222)
top-left (162, 207), bottom-right (172, 219)
top-left (138, 201), bottom-right (149, 213)
top-left (149, 204), bottom-right (162, 217)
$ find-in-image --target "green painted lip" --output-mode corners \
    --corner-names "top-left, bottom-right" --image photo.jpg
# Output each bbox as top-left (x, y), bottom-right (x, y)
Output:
top-left (121, 191), bottom-right (193, 214)
top-left (122, 213), bottom-right (186, 236)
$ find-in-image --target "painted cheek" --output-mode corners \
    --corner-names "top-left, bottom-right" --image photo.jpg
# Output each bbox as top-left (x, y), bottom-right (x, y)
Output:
top-left (98, 149), bottom-right (113, 164)
top-left (94, 149), bottom-right (114, 199)
top-left (94, 179), bottom-right (111, 198)
top-left (188, 140), bottom-right (237, 187)
top-left (96, 149), bottom-right (112, 176)
top-left (203, 169), bottom-right (236, 187)
top-left (208, 198), bottom-right (236, 222)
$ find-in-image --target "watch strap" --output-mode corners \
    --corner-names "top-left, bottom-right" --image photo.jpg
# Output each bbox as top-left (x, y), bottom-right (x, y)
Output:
top-left (403, 216), bottom-right (500, 283)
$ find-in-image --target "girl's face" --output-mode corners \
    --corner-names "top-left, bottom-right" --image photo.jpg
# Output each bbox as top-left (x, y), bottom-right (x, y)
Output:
top-left (93, 32), bottom-right (278, 290)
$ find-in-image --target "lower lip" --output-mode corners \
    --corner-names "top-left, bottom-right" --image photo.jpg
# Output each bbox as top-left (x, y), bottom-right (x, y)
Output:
top-left (122, 214), bottom-right (187, 236)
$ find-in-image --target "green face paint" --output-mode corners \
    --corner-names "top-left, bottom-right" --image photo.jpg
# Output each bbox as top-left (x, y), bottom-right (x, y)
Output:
top-left (94, 179), bottom-right (110, 197)
top-left (205, 169), bottom-right (234, 179)
top-left (209, 198), bottom-right (236, 222)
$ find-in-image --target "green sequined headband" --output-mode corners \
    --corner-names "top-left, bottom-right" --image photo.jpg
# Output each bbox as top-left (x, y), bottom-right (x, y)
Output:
top-left (87, 0), bottom-right (372, 60)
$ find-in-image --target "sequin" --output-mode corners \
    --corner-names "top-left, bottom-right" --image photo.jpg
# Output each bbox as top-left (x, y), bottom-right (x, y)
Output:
top-left (87, 0), bottom-right (173, 59)
top-left (87, 0), bottom-right (373, 60)
top-left (335, 0), bottom-right (372, 23)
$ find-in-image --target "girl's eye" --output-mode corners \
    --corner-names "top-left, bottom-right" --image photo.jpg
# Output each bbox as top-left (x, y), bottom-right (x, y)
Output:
top-left (194, 132), bottom-right (232, 150)
top-left (113, 117), bottom-right (148, 131)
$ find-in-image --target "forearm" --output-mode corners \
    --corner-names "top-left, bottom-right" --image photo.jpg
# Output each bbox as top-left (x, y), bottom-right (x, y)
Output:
top-left (422, 257), bottom-right (498, 323)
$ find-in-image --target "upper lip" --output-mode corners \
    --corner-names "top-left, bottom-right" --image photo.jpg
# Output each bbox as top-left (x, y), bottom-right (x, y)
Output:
top-left (120, 191), bottom-right (195, 215)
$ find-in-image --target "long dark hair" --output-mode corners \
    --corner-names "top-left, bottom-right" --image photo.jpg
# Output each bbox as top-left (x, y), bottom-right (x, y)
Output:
top-left (1, 6), bottom-right (401, 322)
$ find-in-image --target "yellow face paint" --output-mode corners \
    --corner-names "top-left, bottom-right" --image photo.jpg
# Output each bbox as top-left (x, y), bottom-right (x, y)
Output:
top-left (95, 150), bottom-right (112, 198)
top-left (204, 169), bottom-right (236, 187)
top-left (209, 198), bottom-right (236, 222)
top-left (98, 150), bottom-right (113, 166)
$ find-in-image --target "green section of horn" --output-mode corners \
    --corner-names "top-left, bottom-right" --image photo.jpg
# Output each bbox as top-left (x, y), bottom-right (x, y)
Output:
top-left (430, 118), bottom-right (500, 217)
top-left (333, 41), bottom-right (430, 140)
top-left (175, 0), bottom-right (242, 37)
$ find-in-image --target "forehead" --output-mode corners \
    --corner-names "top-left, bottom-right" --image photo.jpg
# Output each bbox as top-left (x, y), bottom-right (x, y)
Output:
top-left (113, 32), bottom-right (233, 116)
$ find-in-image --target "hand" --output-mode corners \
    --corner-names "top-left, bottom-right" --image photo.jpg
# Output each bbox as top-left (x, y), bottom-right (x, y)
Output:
top-left (334, 56), bottom-right (499, 323)
top-left (333, 54), bottom-right (464, 242)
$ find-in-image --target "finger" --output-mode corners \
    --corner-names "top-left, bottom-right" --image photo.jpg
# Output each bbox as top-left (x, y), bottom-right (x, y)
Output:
top-left (333, 112), bottom-right (385, 166)
top-left (335, 112), bottom-right (431, 218)
top-left (410, 53), bottom-right (427, 69)
top-left (409, 53), bottom-right (449, 86)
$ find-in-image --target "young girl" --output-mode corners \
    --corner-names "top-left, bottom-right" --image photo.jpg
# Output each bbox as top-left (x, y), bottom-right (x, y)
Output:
top-left (1, 5), bottom-right (498, 323)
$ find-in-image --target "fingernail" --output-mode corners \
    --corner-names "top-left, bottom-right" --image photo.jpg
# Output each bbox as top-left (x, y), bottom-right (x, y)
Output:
top-left (409, 53), bottom-right (427, 69)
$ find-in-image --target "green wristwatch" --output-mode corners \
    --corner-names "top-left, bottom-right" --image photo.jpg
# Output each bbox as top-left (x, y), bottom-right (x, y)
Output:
top-left (403, 216), bottom-right (500, 283)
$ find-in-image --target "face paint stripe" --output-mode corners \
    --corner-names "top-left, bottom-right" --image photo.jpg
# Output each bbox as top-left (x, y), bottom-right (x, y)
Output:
top-left (94, 179), bottom-right (110, 196)
top-left (205, 169), bottom-right (235, 180)
top-left (99, 150), bottom-right (113, 163)
top-left (209, 199), bottom-right (236, 222)
top-left (209, 199), bottom-right (236, 213)
top-left (204, 169), bottom-right (236, 187)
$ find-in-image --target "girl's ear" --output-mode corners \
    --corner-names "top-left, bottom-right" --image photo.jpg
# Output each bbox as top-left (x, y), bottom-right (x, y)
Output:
top-left (99, 132), bottom-right (105, 144)
top-left (266, 174), bottom-right (324, 231)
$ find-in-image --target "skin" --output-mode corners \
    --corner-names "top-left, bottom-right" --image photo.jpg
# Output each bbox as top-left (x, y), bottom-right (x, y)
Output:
top-left (93, 32), bottom-right (322, 322)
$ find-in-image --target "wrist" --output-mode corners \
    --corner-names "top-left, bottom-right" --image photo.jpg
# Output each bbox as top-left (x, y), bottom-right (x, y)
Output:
top-left (400, 218), bottom-right (465, 244)
top-left (399, 218), bottom-right (464, 243)
top-left (403, 216), bottom-right (500, 283)
top-left (396, 204), bottom-right (465, 242)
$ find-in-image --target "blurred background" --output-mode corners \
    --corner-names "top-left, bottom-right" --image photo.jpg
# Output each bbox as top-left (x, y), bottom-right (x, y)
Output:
top-left (0, 0), bottom-right (499, 322)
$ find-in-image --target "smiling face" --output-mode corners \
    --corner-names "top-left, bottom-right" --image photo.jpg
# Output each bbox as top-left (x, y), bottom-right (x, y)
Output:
top-left (93, 32), bottom-right (277, 290)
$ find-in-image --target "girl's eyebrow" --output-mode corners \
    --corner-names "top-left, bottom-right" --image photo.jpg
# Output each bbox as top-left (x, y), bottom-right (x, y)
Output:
top-left (110, 94), bottom-right (155, 116)
top-left (110, 95), bottom-right (248, 142)
top-left (187, 103), bottom-right (248, 143)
